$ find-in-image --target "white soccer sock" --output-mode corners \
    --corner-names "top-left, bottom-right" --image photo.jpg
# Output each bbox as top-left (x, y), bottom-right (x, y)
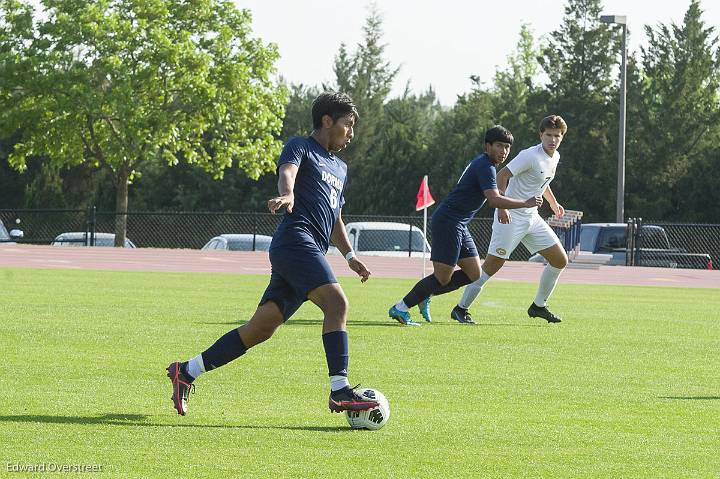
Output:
top-left (394, 300), bottom-right (409, 312)
top-left (187, 354), bottom-right (206, 380)
top-left (330, 375), bottom-right (350, 392)
top-left (458, 270), bottom-right (491, 309)
top-left (534, 265), bottom-right (564, 307)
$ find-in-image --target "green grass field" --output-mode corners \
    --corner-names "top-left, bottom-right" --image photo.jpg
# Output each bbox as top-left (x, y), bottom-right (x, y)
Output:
top-left (1, 267), bottom-right (718, 478)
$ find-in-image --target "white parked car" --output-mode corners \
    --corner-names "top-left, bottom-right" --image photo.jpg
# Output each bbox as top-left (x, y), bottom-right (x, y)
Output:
top-left (202, 234), bottom-right (273, 251)
top-left (52, 232), bottom-right (136, 248)
top-left (330, 222), bottom-right (431, 257)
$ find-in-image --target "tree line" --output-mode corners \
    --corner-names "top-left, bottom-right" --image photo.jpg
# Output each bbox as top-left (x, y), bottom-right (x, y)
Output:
top-left (2, 0), bottom-right (719, 233)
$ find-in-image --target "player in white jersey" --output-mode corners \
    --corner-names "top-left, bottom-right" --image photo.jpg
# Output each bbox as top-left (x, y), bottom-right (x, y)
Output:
top-left (450, 115), bottom-right (569, 324)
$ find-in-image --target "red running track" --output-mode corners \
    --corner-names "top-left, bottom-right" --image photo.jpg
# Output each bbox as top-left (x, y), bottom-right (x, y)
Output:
top-left (1, 244), bottom-right (718, 288)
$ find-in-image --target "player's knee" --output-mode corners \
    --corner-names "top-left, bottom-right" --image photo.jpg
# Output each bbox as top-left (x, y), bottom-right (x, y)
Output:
top-left (551, 252), bottom-right (568, 269)
top-left (322, 292), bottom-right (349, 320)
top-left (482, 262), bottom-right (503, 276)
top-left (240, 321), bottom-right (278, 347)
top-left (334, 294), bottom-right (349, 318)
top-left (255, 326), bottom-right (275, 343)
top-left (463, 268), bottom-right (482, 282)
top-left (433, 272), bottom-right (452, 286)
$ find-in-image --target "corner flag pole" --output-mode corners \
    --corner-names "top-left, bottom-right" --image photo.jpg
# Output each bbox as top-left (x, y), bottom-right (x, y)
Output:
top-left (422, 175), bottom-right (428, 278)
top-left (415, 175), bottom-right (435, 278)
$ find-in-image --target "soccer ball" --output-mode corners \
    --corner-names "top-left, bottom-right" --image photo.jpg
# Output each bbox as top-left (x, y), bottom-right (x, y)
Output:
top-left (345, 388), bottom-right (390, 430)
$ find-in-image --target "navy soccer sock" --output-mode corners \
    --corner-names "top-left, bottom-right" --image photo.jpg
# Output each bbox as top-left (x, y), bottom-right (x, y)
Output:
top-left (403, 270), bottom-right (473, 308)
top-left (196, 329), bottom-right (247, 374)
top-left (434, 270), bottom-right (472, 295)
top-left (322, 330), bottom-right (349, 381)
top-left (402, 274), bottom-right (442, 308)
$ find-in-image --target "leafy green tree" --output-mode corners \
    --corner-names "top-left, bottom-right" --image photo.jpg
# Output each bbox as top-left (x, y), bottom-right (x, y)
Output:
top-left (621, 53), bottom-right (655, 217)
top-left (316, 6), bottom-right (400, 214)
top-left (0, 132), bottom-right (27, 208)
top-left (22, 162), bottom-right (66, 208)
top-left (424, 85), bottom-right (496, 210)
top-left (329, 6), bottom-right (398, 178)
top-left (492, 24), bottom-right (543, 149)
top-left (538, 0), bottom-right (619, 221)
top-left (629, 0), bottom-right (720, 220)
top-left (280, 83), bottom-right (321, 140)
top-left (127, 82), bottom-right (318, 213)
top-left (0, 0), bottom-right (286, 244)
top-left (348, 88), bottom-right (441, 214)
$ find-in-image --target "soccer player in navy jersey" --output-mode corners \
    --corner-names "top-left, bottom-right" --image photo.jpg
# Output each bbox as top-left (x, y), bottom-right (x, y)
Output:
top-left (167, 92), bottom-right (379, 416)
top-left (388, 126), bottom-right (543, 326)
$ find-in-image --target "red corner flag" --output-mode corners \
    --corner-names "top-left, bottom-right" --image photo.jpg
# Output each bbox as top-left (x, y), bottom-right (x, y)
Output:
top-left (415, 176), bottom-right (435, 211)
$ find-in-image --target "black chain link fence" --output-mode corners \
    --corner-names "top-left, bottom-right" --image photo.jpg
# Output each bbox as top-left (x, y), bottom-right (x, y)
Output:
top-left (1, 208), bottom-right (717, 269)
top-left (627, 218), bottom-right (718, 270)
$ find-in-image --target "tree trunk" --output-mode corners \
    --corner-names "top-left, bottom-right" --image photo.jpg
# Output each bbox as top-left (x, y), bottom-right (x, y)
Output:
top-left (114, 168), bottom-right (129, 247)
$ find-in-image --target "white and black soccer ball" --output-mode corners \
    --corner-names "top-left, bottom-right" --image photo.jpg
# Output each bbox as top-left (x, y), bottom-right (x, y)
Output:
top-left (345, 388), bottom-right (390, 430)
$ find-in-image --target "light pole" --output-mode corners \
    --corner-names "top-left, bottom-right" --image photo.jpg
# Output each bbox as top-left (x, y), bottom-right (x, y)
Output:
top-left (600, 14), bottom-right (627, 223)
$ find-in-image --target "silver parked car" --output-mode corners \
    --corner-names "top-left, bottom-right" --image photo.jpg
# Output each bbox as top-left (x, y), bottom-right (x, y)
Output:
top-left (0, 219), bottom-right (23, 243)
top-left (202, 234), bottom-right (273, 251)
top-left (52, 232), bottom-right (136, 248)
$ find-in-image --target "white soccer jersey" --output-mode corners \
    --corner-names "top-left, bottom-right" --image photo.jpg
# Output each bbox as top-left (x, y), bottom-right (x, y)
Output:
top-left (504, 143), bottom-right (560, 216)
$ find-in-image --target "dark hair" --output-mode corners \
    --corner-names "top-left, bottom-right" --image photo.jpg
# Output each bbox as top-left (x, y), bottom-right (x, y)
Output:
top-left (311, 92), bottom-right (359, 129)
top-left (539, 115), bottom-right (567, 134)
top-left (484, 125), bottom-right (514, 145)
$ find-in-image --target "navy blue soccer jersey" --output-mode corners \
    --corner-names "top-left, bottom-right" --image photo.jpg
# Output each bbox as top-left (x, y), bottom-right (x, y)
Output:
top-left (270, 136), bottom-right (347, 253)
top-left (435, 153), bottom-right (497, 224)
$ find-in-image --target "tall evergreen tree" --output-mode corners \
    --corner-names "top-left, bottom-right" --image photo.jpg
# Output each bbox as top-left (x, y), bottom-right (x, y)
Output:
top-left (349, 88), bottom-right (441, 214)
top-left (327, 5), bottom-right (399, 213)
top-left (424, 85), bottom-right (496, 209)
top-left (492, 24), bottom-right (542, 150)
top-left (630, 0), bottom-right (720, 220)
top-left (539, 0), bottom-right (620, 221)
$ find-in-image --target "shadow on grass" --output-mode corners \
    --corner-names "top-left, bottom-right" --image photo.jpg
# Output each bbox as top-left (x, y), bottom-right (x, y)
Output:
top-left (660, 396), bottom-right (720, 400)
top-left (0, 413), bottom-right (348, 432)
top-left (198, 319), bottom-right (545, 328)
top-left (196, 320), bottom-right (394, 327)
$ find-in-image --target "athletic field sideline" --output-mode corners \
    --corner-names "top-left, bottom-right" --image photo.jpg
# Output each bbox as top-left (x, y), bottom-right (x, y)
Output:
top-left (1, 244), bottom-right (718, 288)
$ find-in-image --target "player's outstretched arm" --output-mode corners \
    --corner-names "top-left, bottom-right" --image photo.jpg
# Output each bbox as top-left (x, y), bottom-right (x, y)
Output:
top-left (483, 189), bottom-right (543, 210)
top-left (331, 214), bottom-right (371, 283)
top-left (268, 163), bottom-right (298, 214)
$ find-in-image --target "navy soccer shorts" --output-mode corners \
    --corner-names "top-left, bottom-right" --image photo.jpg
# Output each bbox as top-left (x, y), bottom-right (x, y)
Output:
top-left (429, 215), bottom-right (478, 266)
top-left (259, 245), bottom-right (338, 321)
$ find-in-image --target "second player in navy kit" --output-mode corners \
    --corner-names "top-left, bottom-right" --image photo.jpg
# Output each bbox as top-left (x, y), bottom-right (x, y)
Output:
top-left (167, 92), bottom-right (380, 416)
top-left (388, 126), bottom-right (543, 326)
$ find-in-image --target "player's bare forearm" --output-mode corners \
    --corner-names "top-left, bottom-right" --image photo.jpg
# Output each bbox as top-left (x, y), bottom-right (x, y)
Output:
top-left (277, 163), bottom-right (297, 196)
top-left (543, 186), bottom-right (564, 217)
top-left (543, 186), bottom-right (558, 208)
top-left (331, 215), bottom-right (352, 256)
top-left (484, 189), bottom-right (542, 209)
top-left (268, 163), bottom-right (298, 214)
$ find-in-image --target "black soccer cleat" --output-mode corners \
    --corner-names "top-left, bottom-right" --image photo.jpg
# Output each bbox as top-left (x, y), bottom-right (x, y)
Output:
top-left (167, 361), bottom-right (195, 416)
top-left (450, 305), bottom-right (476, 324)
top-left (527, 303), bottom-right (562, 323)
top-left (329, 385), bottom-right (379, 413)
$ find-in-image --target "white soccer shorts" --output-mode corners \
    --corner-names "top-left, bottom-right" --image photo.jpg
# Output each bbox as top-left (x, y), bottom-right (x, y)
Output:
top-left (487, 211), bottom-right (561, 259)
